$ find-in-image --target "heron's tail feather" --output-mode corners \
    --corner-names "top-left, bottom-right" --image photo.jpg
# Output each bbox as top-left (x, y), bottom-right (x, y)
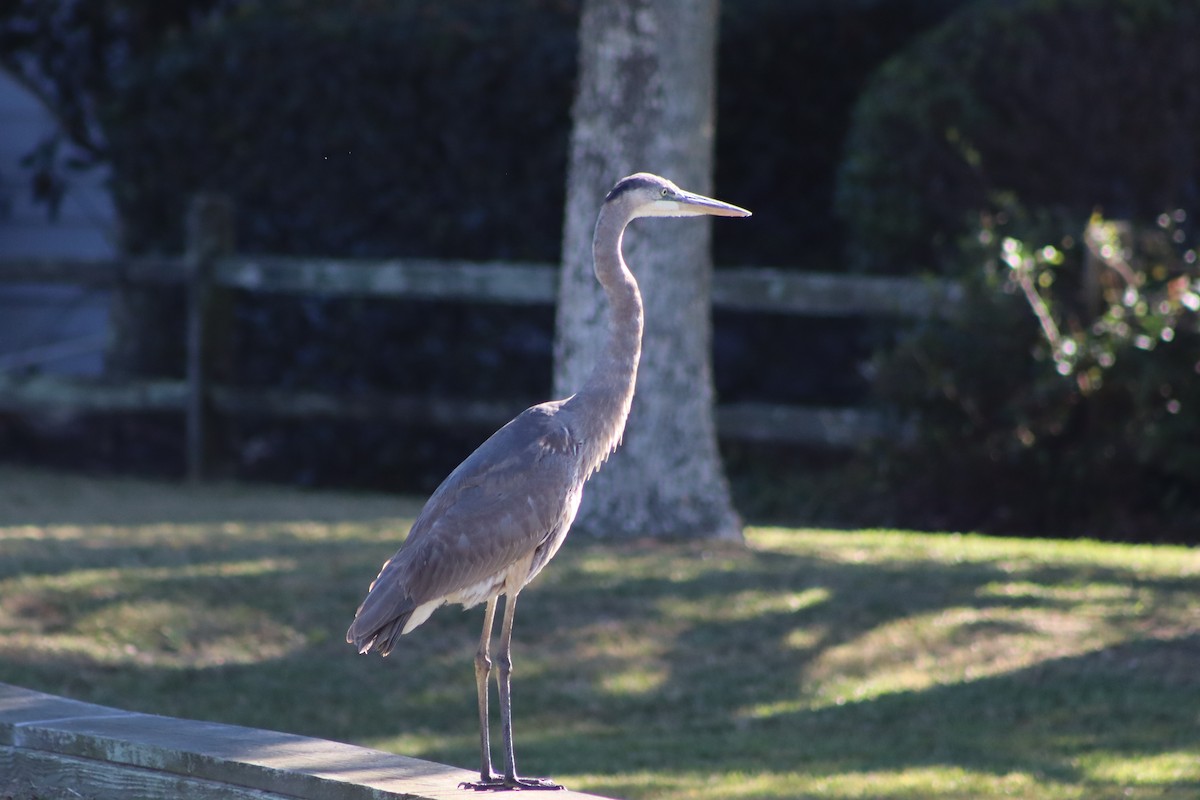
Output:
top-left (346, 607), bottom-right (414, 657)
top-left (346, 583), bottom-right (417, 657)
top-left (347, 614), bottom-right (411, 657)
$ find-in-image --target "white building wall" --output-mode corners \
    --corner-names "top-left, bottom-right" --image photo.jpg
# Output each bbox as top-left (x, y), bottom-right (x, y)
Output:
top-left (0, 67), bottom-right (115, 376)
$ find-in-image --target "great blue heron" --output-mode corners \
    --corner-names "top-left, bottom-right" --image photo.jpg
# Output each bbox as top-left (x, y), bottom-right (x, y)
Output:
top-left (346, 173), bottom-right (750, 791)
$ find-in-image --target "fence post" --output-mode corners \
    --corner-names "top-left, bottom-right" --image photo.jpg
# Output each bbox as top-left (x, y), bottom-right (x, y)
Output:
top-left (184, 195), bottom-right (234, 482)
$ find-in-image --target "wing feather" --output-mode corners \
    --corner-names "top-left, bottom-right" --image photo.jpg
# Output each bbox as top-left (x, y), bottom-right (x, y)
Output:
top-left (347, 403), bottom-right (582, 653)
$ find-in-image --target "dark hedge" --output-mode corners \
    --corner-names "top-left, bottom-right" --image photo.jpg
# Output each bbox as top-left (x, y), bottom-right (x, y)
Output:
top-left (105, 1), bottom-right (579, 260)
top-left (836, 0), bottom-right (1200, 276)
top-left (85, 0), bottom-right (966, 495)
top-left (840, 0), bottom-right (1200, 540)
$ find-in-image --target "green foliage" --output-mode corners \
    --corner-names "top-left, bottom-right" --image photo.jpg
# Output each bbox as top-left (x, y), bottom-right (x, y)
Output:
top-left (3, 0), bottom-right (971, 268)
top-left (836, 0), bottom-right (1200, 276)
top-left (714, 0), bottom-right (969, 268)
top-left (841, 0), bottom-right (1200, 538)
top-left (93, 0), bottom-right (971, 265)
top-left (872, 221), bottom-right (1200, 539)
top-left (103, 0), bottom-right (579, 259)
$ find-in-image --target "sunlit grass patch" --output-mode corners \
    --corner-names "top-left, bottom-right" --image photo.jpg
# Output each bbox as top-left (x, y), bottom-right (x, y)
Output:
top-left (75, 599), bottom-right (305, 665)
top-left (1, 467), bottom-right (1198, 800)
top-left (1081, 750), bottom-right (1200, 785)
top-left (600, 661), bottom-right (670, 696)
top-left (0, 551), bottom-right (311, 662)
top-left (804, 604), bottom-right (1112, 706)
top-left (660, 586), bottom-right (831, 623)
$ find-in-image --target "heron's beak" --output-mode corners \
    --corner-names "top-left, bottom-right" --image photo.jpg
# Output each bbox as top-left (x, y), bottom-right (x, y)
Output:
top-left (674, 190), bottom-right (752, 218)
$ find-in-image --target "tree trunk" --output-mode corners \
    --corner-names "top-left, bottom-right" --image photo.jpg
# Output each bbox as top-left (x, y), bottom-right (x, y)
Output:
top-left (554, 0), bottom-right (742, 542)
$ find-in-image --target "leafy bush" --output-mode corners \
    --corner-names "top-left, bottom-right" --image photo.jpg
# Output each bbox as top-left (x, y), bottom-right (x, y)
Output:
top-left (873, 247), bottom-right (1200, 539)
top-left (846, 0), bottom-right (1200, 538)
top-left (837, 0), bottom-right (1200, 276)
top-left (713, 0), bottom-right (968, 268)
top-left (104, 1), bottom-right (578, 259)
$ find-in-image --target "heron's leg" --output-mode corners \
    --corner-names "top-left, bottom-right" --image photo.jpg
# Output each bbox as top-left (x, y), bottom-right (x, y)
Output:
top-left (496, 591), bottom-right (562, 790)
top-left (458, 597), bottom-right (501, 790)
top-left (472, 597), bottom-right (499, 785)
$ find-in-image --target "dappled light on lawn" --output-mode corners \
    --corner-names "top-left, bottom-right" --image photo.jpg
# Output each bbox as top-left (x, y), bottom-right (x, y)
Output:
top-left (0, 469), bottom-right (1198, 800)
top-left (0, 546), bottom-right (307, 668)
top-left (797, 600), bottom-right (1146, 711)
top-left (658, 586), bottom-right (831, 624)
top-left (1082, 750), bottom-right (1200, 787)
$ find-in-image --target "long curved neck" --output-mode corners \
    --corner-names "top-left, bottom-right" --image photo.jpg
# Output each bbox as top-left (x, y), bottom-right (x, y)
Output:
top-left (568, 204), bottom-right (644, 477)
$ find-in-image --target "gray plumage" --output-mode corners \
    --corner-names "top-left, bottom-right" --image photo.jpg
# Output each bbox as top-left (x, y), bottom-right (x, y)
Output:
top-left (346, 172), bottom-right (749, 791)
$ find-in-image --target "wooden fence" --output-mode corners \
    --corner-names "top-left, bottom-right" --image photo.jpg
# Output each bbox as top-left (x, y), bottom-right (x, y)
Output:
top-left (0, 197), bottom-right (961, 479)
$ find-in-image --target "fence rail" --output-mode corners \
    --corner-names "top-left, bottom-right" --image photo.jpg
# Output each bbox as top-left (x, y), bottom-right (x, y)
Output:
top-left (0, 209), bottom-right (957, 478)
top-left (0, 253), bottom-right (961, 314)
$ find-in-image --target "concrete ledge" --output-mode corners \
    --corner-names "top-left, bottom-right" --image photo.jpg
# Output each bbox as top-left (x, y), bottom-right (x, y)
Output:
top-left (0, 683), bottom-right (607, 800)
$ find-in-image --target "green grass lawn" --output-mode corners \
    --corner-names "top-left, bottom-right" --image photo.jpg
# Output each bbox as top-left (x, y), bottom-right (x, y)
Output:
top-left (1, 465), bottom-right (1197, 799)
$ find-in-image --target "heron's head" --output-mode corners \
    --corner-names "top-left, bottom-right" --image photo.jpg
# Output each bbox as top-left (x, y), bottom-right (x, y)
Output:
top-left (606, 173), bottom-right (751, 220)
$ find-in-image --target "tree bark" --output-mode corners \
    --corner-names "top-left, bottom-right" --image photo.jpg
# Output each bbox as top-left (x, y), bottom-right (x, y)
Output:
top-left (554, 0), bottom-right (742, 541)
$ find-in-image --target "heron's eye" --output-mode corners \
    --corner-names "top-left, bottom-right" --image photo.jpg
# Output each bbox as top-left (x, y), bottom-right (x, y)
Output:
top-left (660, 188), bottom-right (669, 197)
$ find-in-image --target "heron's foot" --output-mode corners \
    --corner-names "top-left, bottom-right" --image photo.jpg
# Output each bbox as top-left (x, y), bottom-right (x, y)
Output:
top-left (459, 775), bottom-right (564, 791)
top-left (507, 776), bottom-right (563, 791)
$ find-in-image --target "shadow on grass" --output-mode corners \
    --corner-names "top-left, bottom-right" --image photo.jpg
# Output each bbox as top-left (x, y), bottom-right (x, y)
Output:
top-left (571, 634), bottom-right (1200, 799)
top-left (2, 485), bottom-right (1198, 798)
top-left (510, 545), bottom-right (1199, 794)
